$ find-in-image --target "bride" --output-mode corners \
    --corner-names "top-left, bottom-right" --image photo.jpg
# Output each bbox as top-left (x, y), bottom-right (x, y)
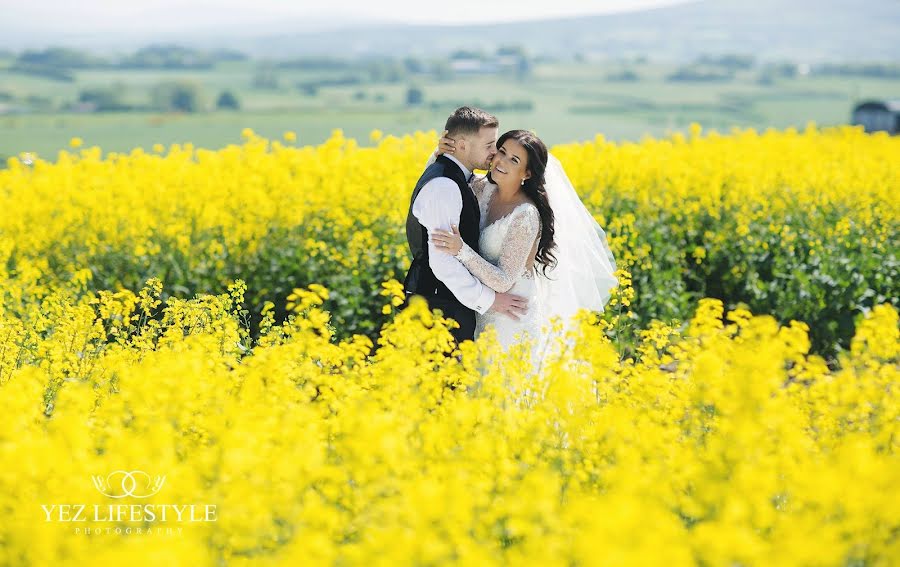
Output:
top-left (428, 129), bottom-right (618, 361)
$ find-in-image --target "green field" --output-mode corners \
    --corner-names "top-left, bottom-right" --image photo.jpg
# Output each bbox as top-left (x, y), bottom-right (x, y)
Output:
top-left (2, 59), bottom-right (898, 162)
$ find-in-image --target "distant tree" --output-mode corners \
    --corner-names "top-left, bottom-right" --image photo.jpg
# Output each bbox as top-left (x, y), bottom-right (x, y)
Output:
top-left (607, 69), bottom-right (640, 82)
top-left (353, 90), bottom-right (367, 101)
top-left (121, 45), bottom-right (214, 69)
top-left (17, 47), bottom-right (108, 69)
top-left (151, 81), bottom-right (203, 112)
top-left (403, 57), bottom-right (425, 74)
top-left (216, 90), bottom-right (240, 110)
top-left (497, 45), bottom-right (527, 58)
top-left (171, 88), bottom-right (197, 112)
top-left (387, 61), bottom-right (406, 83)
top-left (25, 94), bottom-right (54, 111)
top-left (278, 57), bottom-right (351, 70)
top-left (815, 63), bottom-right (900, 79)
top-left (368, 59), bottom-right (405, 83)
top-left (253, 65), bottom-right (280, 90)
top-left (756, 72), bottom-right (776, 86)
top-left (8, 63), bottom-right (74, 82)
top-left (764, 62), bottom-right (798, 78)
top-left (516, 58), bottom-right (532, 80)
top-left (406, 87), bottom-right (424, 106)
top-left (450, 50), bottom-right (485, 60)
top-left (517, 100), bottom-right (534, 112)
top-left (318, 76), bottom-right (361, 87)
top-left (432, 60), bottom-right (454, 81)
top-left (667, 66), bottom-right (733, 83)
top-left (297, 83), bottom-right (319, 96)
top-left (482, 99), bottom-right (534, 113)
top-left (696, 53), bottom-right (755, 71)
top-left (78, 85), bottom-right (129, 111)
top-left (209, 48), bottom-right (248, 62)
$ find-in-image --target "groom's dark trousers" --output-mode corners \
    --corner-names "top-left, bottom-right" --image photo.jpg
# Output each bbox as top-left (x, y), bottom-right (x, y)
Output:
top-left (403, 155), bottom-right (483, 345)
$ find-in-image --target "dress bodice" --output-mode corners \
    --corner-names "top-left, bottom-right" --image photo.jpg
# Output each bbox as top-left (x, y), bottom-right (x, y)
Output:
top-left (471, 177), bottom-right (540, 280)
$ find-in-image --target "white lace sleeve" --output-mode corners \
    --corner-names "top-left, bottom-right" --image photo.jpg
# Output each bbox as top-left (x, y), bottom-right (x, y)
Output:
top-left (455, 204), bottom-right (540, 293)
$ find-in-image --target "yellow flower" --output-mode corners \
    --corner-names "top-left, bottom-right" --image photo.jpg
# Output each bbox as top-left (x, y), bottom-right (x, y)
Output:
top-left (0, 125), bottom-right (897, 565)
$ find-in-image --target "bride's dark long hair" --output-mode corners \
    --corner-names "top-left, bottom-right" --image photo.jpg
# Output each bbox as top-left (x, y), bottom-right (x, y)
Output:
top-left (489, 129), bottom-right (557, 276)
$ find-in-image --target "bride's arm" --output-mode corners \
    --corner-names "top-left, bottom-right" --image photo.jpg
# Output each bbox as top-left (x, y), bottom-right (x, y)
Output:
top-left (454, 205), bottom-right (540, 293)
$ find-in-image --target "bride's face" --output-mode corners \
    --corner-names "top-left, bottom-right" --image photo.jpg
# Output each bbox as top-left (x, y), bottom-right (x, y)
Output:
top-left (490, 139), bottom-right (531, 190)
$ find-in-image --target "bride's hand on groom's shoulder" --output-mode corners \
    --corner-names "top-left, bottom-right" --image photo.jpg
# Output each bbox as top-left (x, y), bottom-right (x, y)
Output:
top-left (434, 130), bottom-right (456, 156)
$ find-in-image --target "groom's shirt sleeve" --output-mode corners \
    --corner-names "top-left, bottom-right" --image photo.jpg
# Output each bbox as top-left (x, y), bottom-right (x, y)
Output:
top-left (412, 178), bottom-right (496, 314)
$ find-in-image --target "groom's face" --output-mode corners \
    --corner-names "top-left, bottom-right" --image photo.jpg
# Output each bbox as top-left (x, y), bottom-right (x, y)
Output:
top-left (466, 126), bottom-right (499, 170)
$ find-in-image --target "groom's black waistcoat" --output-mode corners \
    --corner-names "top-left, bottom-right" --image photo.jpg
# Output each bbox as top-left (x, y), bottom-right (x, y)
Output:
top-left (404, 155), bottom-right (482, 341)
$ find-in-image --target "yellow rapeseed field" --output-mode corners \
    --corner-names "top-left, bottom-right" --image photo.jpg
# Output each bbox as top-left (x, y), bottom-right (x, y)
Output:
top-left (0, 126), bottom-right (897, 566)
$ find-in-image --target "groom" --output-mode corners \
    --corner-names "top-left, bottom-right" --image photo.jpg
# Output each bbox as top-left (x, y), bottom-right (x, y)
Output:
top-left (403, 106), bottom-right (528, 344)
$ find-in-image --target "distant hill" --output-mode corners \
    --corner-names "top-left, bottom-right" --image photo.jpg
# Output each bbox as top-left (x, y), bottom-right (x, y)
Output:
top-left (232, 0), bottom-right (899, 62)
top-left (2, 0), bottom-right (897, 62)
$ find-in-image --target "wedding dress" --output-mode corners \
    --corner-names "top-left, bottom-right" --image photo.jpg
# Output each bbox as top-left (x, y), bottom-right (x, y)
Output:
top-left (455, 176), bottom-right (544, 357)
top-left (422, 151), bottom-right (618, 369)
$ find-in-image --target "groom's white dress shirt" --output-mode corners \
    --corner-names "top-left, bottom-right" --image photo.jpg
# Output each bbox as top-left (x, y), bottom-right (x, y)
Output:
top-left (411, 154), bottom-right (495, 314)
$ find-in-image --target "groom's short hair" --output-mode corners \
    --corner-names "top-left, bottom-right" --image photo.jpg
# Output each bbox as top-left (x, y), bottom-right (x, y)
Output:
top-left (445, 106), bottom-right (499, 138)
